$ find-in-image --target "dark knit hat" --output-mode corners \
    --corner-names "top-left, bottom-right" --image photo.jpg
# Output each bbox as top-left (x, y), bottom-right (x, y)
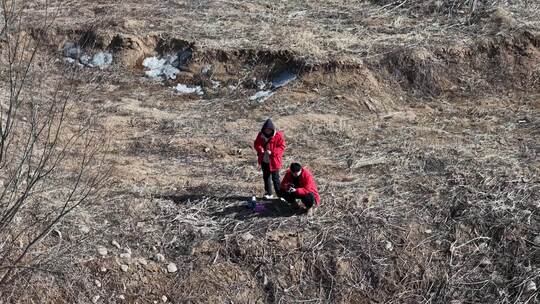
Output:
top-left (290, 163), bottom-right (302, 173)
top-left (261, 118), bottom-right (275, 132)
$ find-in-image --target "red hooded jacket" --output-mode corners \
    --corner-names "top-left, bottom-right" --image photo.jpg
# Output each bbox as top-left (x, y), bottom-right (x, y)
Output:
top-left (280, 167), bottom-right (320, 204)
top-left (254, 119), bottom-right (286, 171)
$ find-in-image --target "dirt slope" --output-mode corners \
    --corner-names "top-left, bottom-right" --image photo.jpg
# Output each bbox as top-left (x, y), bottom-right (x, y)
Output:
top-left (1, 1), bottom-right (539, 303)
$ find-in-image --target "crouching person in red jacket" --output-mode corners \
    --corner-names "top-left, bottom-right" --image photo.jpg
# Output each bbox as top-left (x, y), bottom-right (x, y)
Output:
top-left (254, 118), bottom-right (286, 199)
top-left (280, 163), bottom-right (320, 215)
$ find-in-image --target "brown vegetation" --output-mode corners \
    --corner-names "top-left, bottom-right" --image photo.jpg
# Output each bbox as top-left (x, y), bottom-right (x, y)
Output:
top-left (0, 0), bottom-right (539, 303)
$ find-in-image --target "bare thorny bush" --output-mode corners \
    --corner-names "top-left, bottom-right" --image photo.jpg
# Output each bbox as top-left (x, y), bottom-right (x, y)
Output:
top-left (0, 0), bottom-right (108, 291)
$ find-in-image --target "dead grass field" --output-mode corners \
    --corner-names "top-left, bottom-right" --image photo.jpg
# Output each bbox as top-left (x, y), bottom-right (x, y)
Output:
top-left (1, 0), bottom-right (539, 303)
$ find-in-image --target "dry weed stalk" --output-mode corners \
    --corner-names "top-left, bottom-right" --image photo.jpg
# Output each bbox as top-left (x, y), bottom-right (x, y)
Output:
top-left (0, 0), bottom-right (109, 289)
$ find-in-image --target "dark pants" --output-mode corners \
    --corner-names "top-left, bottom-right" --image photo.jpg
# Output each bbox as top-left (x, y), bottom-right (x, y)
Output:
top-left (262, 162), bottom-right (280, 196)
top-left (280, 191), bottom-right (316, 209)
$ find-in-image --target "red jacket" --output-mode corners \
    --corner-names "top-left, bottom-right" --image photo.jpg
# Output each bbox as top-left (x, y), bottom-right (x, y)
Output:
top-left (253, 131), bottom-right (285, 171)
top-left (280, 167), bottom-right (320, 204)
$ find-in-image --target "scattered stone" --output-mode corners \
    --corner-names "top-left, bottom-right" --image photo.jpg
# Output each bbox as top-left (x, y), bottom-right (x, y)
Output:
top-left (95, 280), bottom-right (102, 288)
top-left (211, 80), bottom-right (220, 89)
top-left (120, 252), bottom-right (132, 259)
top-left (479, 257), bottom-right (491, 267)
top-left (198, 227), bottom-right (212, 235)
top-left (384, 241), bottom-right (393, 251)
top-left (99, 267), bottom-right (107, 273)
top-left (52, 229), bottom-right (62, 239)
top-left (97, 246), bottom-right (108, 257)
top-left (92, 295), bottom-right (100, 304)
top-left (478, 242), bottom-right (488, 251)
top-left (490, 7), bottom-right (516, 27)
top-left (120, 264), bottom-right (129, 272)
top-left (241, 232), bottom-right (254, 242)
top-left (111, 240), bottom-right (121, 249)
top-left (174, 84), bottom-right (203, 95)
top-left (525, 280), bottom-right (537, 292)
top-left (533, 235), bottom-right (540, 246)
top-left (138, 258), bottom-right (148, 266)
top-left (155, 253), bottom-right (165, 262)
top-left (201, 65), bottom-right (212, 75)
top-left (167, 262), bottom-right (178, 273)
top-left (249, 90), bottom-right (274, 102)
top-left (118, 295), bottom-right (126, 300)
top-left (162, 295), bottom-right (168, 302)
top-left (203, 147), bottom-right (210, 153)
top-left (80, 225), bottom-right (90, 234)
top-left (425, 229), bottom-right (433, 234)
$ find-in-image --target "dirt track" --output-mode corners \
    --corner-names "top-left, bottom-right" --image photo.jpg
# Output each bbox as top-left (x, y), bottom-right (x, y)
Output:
top-left (1, 1), bottom-right (539, 303)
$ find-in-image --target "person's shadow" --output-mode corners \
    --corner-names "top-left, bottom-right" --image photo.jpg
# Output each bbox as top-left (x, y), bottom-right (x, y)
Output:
top-left (157, 194), bottom-right (302, 219)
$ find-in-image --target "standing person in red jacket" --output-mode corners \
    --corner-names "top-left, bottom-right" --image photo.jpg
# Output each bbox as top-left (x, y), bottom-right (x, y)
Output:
top-left (280, 163), bottom-right (320, 215)
top-left (254, 118), bottom-right (286, 199)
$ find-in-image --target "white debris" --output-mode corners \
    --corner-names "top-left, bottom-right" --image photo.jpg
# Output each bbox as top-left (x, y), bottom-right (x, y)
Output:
top-left (120, 264), bottom-right (129, 272)
top-left (143, 57), bottom-right (167, 70)
top-left (145, 69), bottom-right (164, 78)
top-left (111, 240), bottom-right (121, 249)
top-left (201, 65), bottom-right (212, 75)
top-left (95, 280), bottom-right (102, 288)
top-left (211, 80), bottom-right (220, 89)
top-left (174, 84), bottom-right (203, 95)
top-left (241, 232), bottom-right (254, 242)
top-left (80, 54), bottom-right (92, 66)
top-left (249, 90), bottom-right (274, 102)
top-left (143, 56), bottom-right (180, 80)
top-left (62, 42), bottom-right (113, 69)
top-left (534, 235), bottom-right (540, 246)
top-left (63, 42), bottom-right (81, 59)
top-left (119, 252), bottom-right (131, 259)
top-left (100, 267), bottom-right (107, 273)
top-left (161, 65), bottom-right (180, 80)
top-left (525, 281), bottom-right (537, 292)
top-left (384, 241), bottom-right (393, 251)
top-left (92, 295), bottom-right (100, 304)
top-left (91, 52), bottom-right (113, 69)
top-left (118, 295), bottom-right (126, 300)
top-left (155, 253), bottom-right (165, 262)
top-left (167, 262), bottom-right (178, 273)
top-left (80, 225), bottom-right (90, 234)
top-left (162, 295), bottom-right (168, 302)
top-left (97, 246), bottom-right (108, 257)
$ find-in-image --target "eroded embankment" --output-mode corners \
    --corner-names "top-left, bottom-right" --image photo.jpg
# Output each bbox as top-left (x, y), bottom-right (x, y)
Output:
top-left (32, 27), bottom-right (540, 107)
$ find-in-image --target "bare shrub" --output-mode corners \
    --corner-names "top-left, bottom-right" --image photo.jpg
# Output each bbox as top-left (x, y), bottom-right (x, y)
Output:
top-left (0, 0), bottom-right (109, 290)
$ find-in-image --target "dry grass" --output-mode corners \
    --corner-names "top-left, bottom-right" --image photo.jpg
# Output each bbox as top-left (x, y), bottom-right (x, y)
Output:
top-left (22, 0), bottom-right (540, 62)
top-left (0, 0), bottom-right (539, 303)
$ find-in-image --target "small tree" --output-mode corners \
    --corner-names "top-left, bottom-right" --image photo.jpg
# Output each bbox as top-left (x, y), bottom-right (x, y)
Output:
top-left (0, 0), bottom-right (109, 287)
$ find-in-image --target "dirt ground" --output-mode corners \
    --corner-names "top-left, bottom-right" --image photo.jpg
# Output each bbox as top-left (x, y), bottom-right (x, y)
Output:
top-left (1, 1), bottom-right (539, 303)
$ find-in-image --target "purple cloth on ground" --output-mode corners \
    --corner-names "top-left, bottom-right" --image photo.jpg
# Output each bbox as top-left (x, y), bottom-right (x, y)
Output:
top-left (254, 204), bottom-right (267, 213)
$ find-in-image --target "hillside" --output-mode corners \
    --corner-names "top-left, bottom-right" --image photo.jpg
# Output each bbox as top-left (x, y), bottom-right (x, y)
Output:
top-left (1, 1), bottom-right (539, 303)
